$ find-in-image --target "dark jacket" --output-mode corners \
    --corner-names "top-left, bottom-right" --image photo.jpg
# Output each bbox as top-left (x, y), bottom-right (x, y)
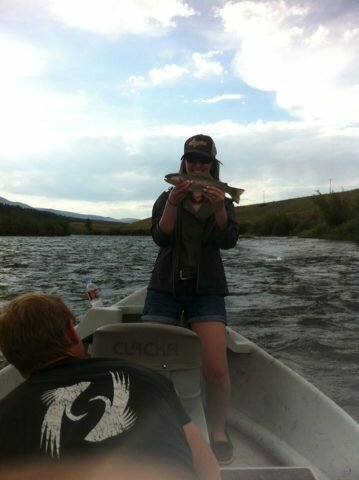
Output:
top-left (148, 190), bottom-right (240, 296)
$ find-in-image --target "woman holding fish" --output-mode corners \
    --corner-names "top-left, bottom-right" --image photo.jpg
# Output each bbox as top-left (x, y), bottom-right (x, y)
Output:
top-left (142, 134), bottom-right (242, 464)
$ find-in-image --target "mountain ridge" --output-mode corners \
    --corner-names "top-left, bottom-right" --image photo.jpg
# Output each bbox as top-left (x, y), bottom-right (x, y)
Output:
top-left (0, 196), bottom-right (139, 224)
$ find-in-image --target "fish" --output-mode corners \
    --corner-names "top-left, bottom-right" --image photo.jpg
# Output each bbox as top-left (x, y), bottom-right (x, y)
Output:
top-left (164, 172), bottom-right (245, 204)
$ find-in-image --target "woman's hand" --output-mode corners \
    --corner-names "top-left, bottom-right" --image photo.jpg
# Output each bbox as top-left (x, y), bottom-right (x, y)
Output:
top-left (168, 181), bottom-right (192, 207)
top-left (203, 186), bottom-right (228, 229)
top-left (203, 186), bottom-right (225, 211)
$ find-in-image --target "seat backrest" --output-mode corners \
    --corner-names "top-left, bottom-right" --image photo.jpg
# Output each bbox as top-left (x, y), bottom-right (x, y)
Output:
top-left (91, 322), bottom-right (202, 372)
top-left (91, 323), bottom-right (209, 441)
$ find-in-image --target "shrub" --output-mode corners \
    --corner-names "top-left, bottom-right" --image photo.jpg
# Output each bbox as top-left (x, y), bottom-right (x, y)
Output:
top-left (312, 191), bottom-right (350, 227)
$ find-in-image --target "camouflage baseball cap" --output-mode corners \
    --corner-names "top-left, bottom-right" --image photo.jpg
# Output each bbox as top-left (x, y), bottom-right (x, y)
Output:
top-left (181, 134), bottom-right (218, 161)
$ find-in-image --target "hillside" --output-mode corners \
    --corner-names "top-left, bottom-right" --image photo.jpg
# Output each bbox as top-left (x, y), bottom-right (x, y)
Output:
top-left (236, 188), bottom-right (359, 240)
top-left (0, 204), bottom-right (70, 236)
top-left (1, 189), bottom-right (358, 242)
top-left (117, 188), bottom-right (359, 243)
top-left (0, 195), bottom-right (135, 224)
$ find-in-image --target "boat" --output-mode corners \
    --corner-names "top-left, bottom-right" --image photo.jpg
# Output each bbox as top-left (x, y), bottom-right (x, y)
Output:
top-left (1, 286), bottom-right (358, 480)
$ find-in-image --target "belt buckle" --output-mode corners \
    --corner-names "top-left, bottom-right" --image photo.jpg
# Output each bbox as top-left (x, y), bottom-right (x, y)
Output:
top-left (179, 270), bottom-right (189, 280)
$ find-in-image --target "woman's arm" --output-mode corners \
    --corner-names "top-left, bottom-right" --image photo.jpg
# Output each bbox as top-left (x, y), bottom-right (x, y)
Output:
top-left (158, 181), bottom-right (191, 234)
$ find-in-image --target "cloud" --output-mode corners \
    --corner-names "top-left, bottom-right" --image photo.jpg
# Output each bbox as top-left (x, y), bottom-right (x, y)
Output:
top-left (216, 0), bottom-right (359, 125)
top-left (2, 119), bottom-right (358, 217)
top-left (0, 35), bottom-right (139, 156)
top-left (195, 93), bottom-right (244, 104)
top-left (127, 51), bottom-right (225, 88)
top-left (0, 35), bottom-right (69, 154)
top-left (192, 51), bottom-right (224, 78)
top-left (41, 0), bottom-right (195, 37)
top-left (1, 0), bottom-right (358, 220)
top-left (0, 34), bottom-right (49, 79)
top-left (0, 80), bottom-right (92, 155)
top-left (128, 64), bottom-right (189, 88)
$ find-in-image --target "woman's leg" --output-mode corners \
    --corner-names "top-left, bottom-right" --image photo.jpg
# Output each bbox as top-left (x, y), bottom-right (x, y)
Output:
top-left (190, 322), bottom-right (230, 442)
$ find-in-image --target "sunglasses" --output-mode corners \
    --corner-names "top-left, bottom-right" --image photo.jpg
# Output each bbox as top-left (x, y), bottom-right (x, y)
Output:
top-left (185, 155), bottom-right (212, 165)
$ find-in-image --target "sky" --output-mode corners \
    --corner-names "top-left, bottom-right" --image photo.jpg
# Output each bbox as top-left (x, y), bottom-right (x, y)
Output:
top-left (0, 0), bottom-right (358, 220)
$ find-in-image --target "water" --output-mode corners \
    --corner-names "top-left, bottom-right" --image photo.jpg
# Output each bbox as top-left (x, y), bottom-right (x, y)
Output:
top-left (0, 235), bottom-right (358, 417)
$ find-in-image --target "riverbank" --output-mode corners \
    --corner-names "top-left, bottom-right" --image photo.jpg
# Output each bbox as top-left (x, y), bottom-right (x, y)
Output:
top-left (236, 188), bottom-right (359, 243)
top-left (1, 188), bottom-right (358, 243)
top-left (73, 188), bottom-right (359, 243)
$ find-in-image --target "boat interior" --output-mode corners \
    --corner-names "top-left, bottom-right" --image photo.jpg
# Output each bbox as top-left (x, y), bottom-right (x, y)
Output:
top-left (83, 308), bottom-right (321, 480)
top-left (4, 287), bottom-right (356, 480)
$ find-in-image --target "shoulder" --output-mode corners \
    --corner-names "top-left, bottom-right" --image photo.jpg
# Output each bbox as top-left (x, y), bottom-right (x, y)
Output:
top-left (154, 190), bottom-right (170, 206)
top-left (152, 190), bottom-right (172, 219)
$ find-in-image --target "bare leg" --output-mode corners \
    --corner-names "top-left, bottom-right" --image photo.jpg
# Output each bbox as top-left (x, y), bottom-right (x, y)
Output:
top-left (191, 322), bottom-right (230, 442)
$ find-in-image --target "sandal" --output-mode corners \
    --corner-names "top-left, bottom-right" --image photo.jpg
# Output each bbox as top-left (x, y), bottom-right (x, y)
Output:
top-left (211, 430), bottom-right (234, 465)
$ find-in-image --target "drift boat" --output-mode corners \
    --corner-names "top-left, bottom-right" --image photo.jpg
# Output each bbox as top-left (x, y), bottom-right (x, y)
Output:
top-left (1, 287), bottom-right (358, 480)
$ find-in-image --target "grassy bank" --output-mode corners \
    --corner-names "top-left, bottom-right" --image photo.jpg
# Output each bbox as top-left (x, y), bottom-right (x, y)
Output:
top-left (2, 189), bottom-right (357, 243)
top-left (235, 188), bottom-right (359, 243)
top-left (84, 188), bottom-right (358, 243)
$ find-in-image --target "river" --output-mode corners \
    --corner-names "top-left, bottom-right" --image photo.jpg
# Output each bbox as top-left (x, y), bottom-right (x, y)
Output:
top-left (0, 235), bottom-right (358, 419)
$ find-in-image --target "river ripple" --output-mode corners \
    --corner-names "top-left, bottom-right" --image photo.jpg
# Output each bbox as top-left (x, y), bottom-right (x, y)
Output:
top-left (0, 235), bottom-right (358, 417)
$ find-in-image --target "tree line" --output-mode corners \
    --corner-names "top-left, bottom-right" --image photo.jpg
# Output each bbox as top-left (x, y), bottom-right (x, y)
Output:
top-left (0, 204), bottom-right (70, 236)
top-left (1, 189), bottom-right (358, 243)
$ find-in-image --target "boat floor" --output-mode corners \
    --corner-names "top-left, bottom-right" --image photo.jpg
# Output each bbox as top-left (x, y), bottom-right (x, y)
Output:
top-left (226, 424), bottom-right (275, 466)
top-left (221, 467), bottom-right (317, 480)
top-left (220, 425), bottom-right (318, 480)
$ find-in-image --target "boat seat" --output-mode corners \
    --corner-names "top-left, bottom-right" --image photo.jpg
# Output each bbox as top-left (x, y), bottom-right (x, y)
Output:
top-left (91, 322), bottom-right (209, 442)
top-left (0, 364), bottom-right (24, 401)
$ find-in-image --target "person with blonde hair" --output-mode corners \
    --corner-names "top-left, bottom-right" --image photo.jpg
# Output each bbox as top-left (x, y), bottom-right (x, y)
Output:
top-left (0, 292), bottom-right (220, 480)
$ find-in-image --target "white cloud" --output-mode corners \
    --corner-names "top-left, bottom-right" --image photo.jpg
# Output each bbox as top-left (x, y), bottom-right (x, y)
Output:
top-left (304, 24), bottom-right (329, 49)
top-left (0, 79), bottom-right (92, 155)
top-left (343, 28), bottom-right (359, 42)
top-left (216, 0), bottom-right (308, 40)
top-left (0, 35), bottom-right (69, 154)
top-left (1, 119), bottom-right (358, 215)
top-left (0, 34), bottom-right (49, 80)
top-left (216, 0), bottom-right (359, 125)
top-left (127, 51), bottom-right (225, 88)
top-left (192, 51), bottom-right (224, 78)
top-left (195, 93), bottom-right (244, 104)
top-left (128, 64), bottom-right (189, 88)
top-left (0, 36), bottom-right (132, 156)
top-left (42, 0), bottom-right (195, 37)
top-left (1, 0), bottom-right (358, 219)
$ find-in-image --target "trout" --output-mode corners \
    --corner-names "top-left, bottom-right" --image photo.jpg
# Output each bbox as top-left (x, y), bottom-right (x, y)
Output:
top-left (164, 172), bottom-right (245, 204)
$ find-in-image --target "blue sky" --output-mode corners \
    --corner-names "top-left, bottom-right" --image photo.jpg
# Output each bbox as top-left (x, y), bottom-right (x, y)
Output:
top-left (0, 0), bottom-right (358, 219)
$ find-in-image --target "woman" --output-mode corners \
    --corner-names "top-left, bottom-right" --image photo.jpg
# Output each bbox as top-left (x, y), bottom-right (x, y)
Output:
top-left (142, 134), bottom-right (240, 464)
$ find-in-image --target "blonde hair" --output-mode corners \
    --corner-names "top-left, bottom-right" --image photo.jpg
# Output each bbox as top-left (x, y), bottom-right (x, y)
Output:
top-left (0, 292), bottom-right (75, 376)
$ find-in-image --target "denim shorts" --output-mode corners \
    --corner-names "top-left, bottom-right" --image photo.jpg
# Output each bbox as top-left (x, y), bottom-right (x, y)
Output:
top-left (142, 281), bottom-right (226, 325)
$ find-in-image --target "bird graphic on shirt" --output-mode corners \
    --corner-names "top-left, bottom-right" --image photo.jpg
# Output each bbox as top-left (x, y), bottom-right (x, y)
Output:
top-left (40, 381), bottom-right (91, 458)
top-left (40, 371), bottom-right (136, 458)
top-left (85, 371), bottom-right (136, 442)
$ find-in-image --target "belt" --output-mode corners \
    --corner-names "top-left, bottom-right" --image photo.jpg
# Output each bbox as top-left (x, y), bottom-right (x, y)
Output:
top-left (179, 269), bottom-right (197, 280)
